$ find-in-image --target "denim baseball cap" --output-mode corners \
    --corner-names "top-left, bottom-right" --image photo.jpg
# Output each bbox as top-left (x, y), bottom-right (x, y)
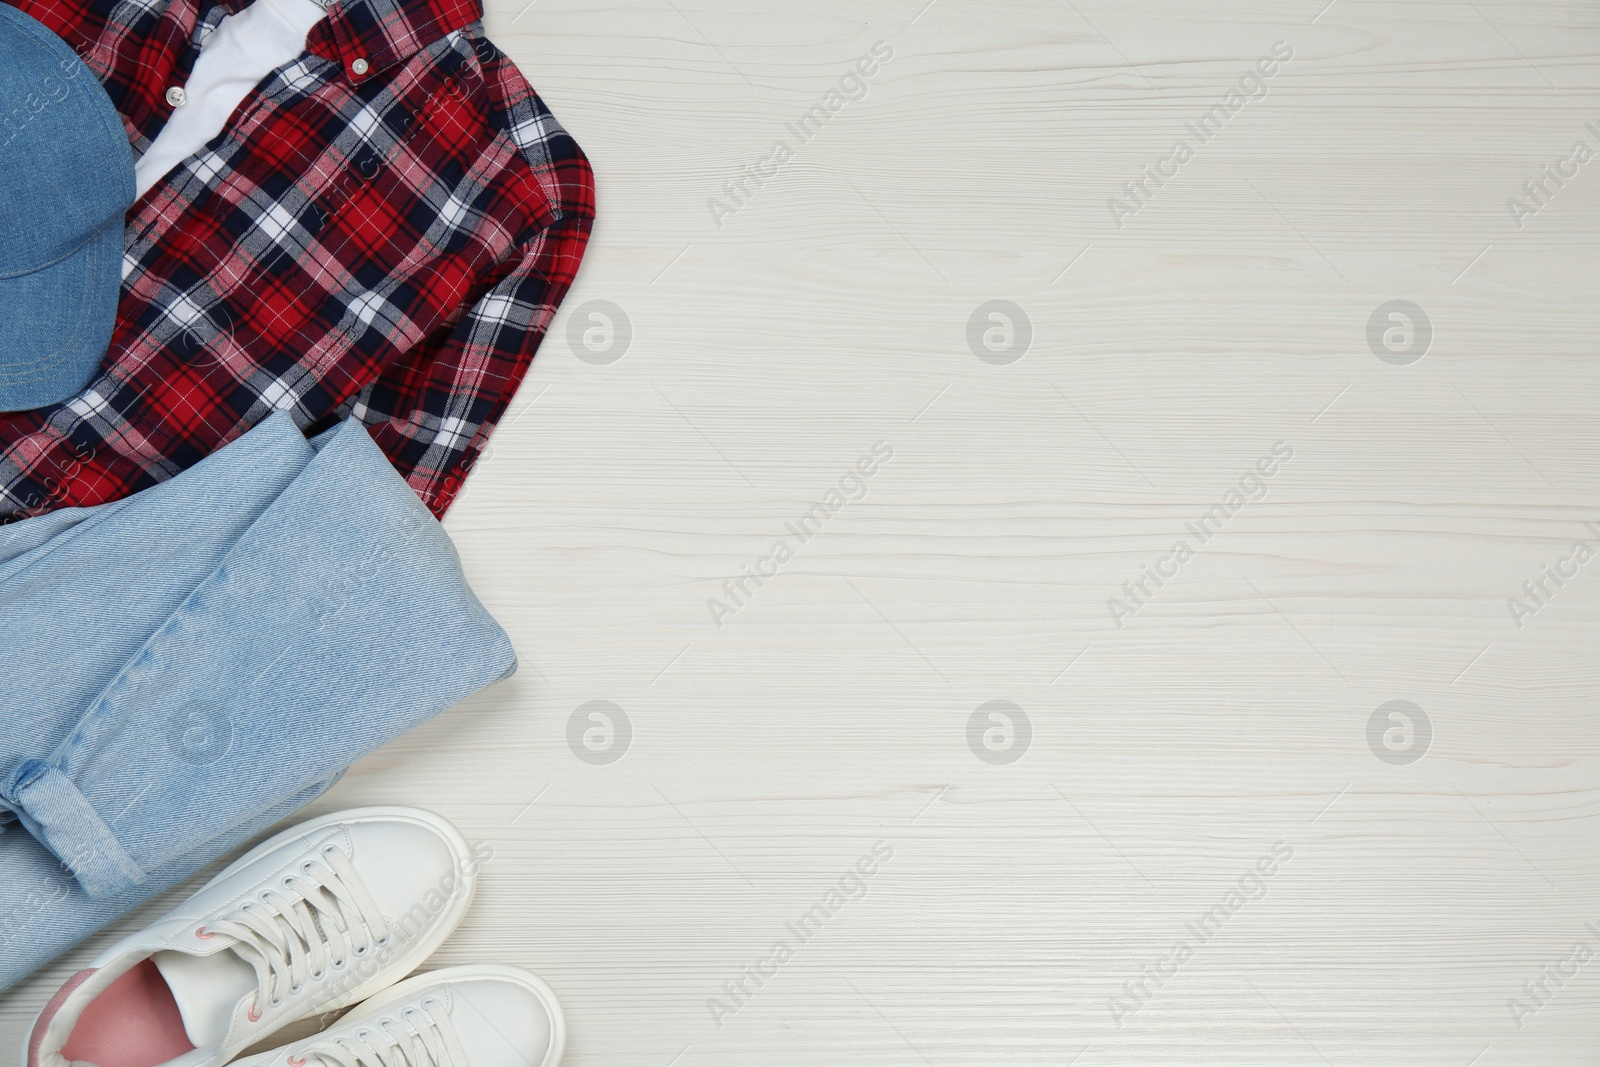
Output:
top-left (0, 3), bottom-right (133, 412)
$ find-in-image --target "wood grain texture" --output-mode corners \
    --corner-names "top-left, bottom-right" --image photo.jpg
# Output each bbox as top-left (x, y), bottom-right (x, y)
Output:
top-left (4, 1), bottom-right (1600, 1064)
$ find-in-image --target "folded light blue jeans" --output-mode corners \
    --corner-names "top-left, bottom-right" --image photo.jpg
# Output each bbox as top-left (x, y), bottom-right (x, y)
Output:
top-left (0, 413), bottom-right (517, 992)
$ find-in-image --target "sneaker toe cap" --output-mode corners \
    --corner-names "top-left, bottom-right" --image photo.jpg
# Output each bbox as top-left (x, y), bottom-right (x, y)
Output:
top-left (342, 813), bottom-right (473, 930)
top-left (449, 975), bottom-right (557, 1067)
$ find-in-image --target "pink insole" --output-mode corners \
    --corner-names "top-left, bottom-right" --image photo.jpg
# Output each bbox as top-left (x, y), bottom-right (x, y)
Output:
top-left (60, 960), bottom-right (197, 1067)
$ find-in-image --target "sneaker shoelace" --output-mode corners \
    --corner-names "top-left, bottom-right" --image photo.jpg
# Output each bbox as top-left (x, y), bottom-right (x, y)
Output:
top-left (293, 997), bottom-right (463, 1067)
top-left (199, 844), bottom-right (390, 1020)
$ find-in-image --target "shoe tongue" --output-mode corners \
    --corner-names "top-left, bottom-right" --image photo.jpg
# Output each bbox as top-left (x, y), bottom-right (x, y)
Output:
top-left (151, 947), bottom-right (257, 1048)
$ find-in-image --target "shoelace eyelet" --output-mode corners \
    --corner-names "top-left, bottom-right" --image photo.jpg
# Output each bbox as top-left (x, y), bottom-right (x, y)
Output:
top-left (195, 926), bottom-right (214, 940)
top-left (287, 1057), bottom-right (307, 1067)
top-left (248, 1005), bottom-right (262, 1022)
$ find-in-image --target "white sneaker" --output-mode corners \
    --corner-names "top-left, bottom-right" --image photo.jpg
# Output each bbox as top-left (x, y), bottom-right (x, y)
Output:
top-left (24, 807), bottom-right (480, 1067)
top-left (238, 966), bottom-right (565, 1067)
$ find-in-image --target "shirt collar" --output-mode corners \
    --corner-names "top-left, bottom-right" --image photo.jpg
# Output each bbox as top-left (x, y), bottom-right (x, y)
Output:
top-left (302, 0), bottom-right (483, 82)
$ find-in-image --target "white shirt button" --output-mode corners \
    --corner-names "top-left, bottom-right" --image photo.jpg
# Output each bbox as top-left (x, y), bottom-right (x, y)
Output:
top-left (351, 58), bottom-right (369, 75)
top-left (166, 86), bottom-right (187, 107)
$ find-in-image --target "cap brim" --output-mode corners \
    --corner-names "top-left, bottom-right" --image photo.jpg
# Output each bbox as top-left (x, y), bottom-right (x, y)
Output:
top-left (0, 220), bottom-right (121, 414)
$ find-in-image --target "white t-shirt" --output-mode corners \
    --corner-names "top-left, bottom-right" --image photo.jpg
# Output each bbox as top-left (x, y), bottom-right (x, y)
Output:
top-left (134, 0), bottom-right (328, 200)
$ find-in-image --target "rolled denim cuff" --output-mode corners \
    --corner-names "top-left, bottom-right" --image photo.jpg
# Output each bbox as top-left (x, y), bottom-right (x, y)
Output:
top-left (0, 760), bottom-right (142, 897)
top-left (7, 416), bottom-right (515, 898)
top-left (0, 771), bottom-right (343, 995)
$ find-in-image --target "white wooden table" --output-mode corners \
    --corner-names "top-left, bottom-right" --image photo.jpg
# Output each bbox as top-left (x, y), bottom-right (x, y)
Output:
top-left (5, 1), bottom-right (1600, 1063)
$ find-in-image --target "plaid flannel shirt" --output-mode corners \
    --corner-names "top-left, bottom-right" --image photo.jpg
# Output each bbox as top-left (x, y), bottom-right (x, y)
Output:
top-left (0, 0), bottom-right (593, 521)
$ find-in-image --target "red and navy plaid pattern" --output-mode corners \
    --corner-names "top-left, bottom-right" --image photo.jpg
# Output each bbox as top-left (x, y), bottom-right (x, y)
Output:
top-left (0, 0), bottom-right (594, 521)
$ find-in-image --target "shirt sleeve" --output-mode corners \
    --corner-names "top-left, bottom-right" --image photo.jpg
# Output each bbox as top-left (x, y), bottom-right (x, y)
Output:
top-left (342, 171), bottom-right (595, 518)
top-left (0, 152), bottom-right (594, 526)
